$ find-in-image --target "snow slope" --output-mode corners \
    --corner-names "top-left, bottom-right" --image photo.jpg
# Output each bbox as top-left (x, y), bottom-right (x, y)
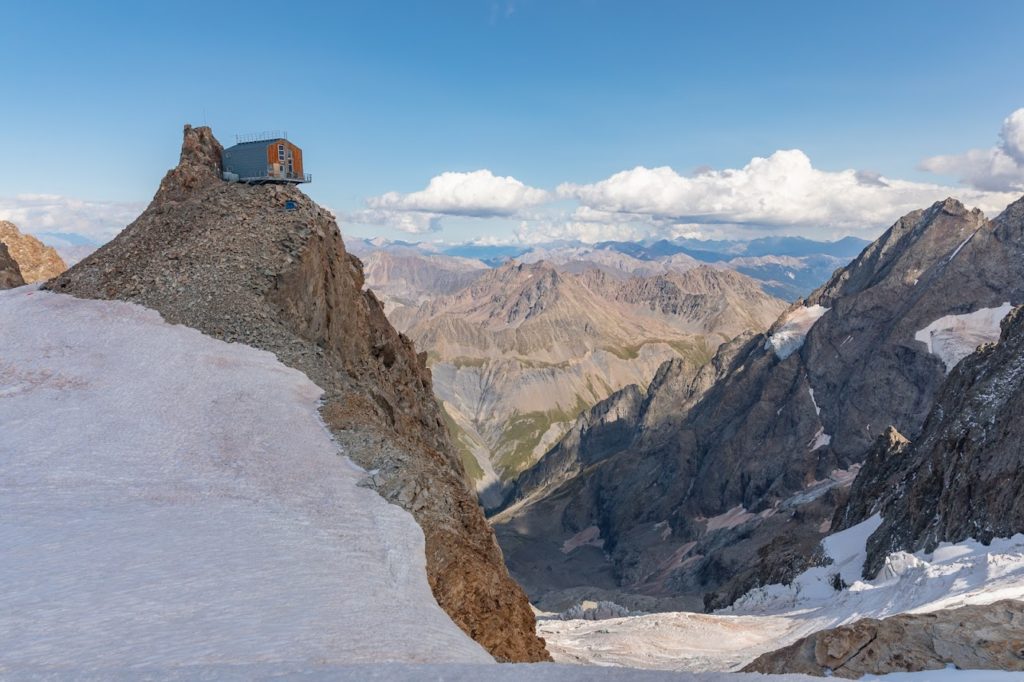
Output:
top-left (540, 516), bottom-right (1024, 673)
top-left (914, 303), bottom-right (1013, 372)
top-left (0, 287), bottom-right (491, 673)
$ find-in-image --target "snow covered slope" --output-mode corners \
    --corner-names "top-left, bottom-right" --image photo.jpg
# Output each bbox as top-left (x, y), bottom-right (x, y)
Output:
top-left (0, 287), bottom-right (491, 673)
top-left (540, 517), bottom-right (1024, 673)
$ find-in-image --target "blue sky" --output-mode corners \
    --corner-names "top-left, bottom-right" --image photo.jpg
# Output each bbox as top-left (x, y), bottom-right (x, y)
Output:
top-left (4, 1), bottom-right (1024, 246)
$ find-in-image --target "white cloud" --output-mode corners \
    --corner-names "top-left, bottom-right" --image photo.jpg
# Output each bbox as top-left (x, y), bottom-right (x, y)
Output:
top-left (920, 108), bottom-right (1024, 192)
top-left (357, 170), bottom-right (548, 233)
top-left (557, 149), bottom-right (1019, 237)
top-left (514, 218), bottom-right (648, 245)
top-left (0, 194), bottom-right (143, 244)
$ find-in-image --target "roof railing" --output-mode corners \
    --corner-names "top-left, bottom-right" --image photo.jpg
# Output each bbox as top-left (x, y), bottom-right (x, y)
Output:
top-left (234, 130), bottom-right (288, 144)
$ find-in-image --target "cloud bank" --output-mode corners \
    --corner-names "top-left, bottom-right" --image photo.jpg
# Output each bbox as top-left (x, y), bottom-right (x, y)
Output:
top-left (557, 150), bottom-right (1017, 234)
top-left (0, 194), bottom-right (144, 244)
top-left (920, 108), bottom-right (1024, 192)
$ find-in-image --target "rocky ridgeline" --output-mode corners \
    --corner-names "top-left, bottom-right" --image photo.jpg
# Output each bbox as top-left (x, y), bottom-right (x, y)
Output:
top-left (0, 242), bottom-right (24, 288)
top-left (744, 600), bottom-right (1024, 677)
top-left (46, 125), bottom-right (549, 662)
top-left (495, 195), bottom-right (1024, 611)
top-left (0, 220), bottom-right (66, 283)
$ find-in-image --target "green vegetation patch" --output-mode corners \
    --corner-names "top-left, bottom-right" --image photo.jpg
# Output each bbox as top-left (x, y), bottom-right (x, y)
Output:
top-left (438, 401), bottom-right (485, 481)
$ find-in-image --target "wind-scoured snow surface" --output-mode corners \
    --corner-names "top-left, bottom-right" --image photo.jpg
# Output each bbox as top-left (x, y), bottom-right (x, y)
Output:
top-left (764, 304), bottom-right (829, 360)
top-left (914, 302), bottom-right (1013, 372)
top-left (0, 287), bottom-right (492, 673)
top-left (541, 515), bottom-right (1024, 674)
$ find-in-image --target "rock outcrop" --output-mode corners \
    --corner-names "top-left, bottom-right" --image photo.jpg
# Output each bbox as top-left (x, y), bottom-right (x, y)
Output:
top-left (46, 125), bottom-right (549, 662)
top-left (494, 195), bottom-right (1024, 609)
top-left (0, 242), bottom-right (24, 289)
top-left (837, 301), bottom-right (1024, 578)
top-left (0, 220), bottom-right (66, 283)
top-left (743, 600), bottom-right (1024, 677)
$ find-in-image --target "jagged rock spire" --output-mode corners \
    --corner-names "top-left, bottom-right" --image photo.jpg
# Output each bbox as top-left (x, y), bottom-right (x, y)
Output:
top-left (155, 124), bottom-right (224, 201)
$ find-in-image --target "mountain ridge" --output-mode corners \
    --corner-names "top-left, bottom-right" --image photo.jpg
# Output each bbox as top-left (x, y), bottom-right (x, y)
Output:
top-left (493, 193), bottom-right (1024, 611)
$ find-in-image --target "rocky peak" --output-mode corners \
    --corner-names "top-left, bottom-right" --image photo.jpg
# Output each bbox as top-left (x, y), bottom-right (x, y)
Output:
top-left (155, 124), bottom-right (224, 202)
top-left (0, 220), bottom-right (66, 283)
top-left (812, 198), bottom-right (986, 307)
top-left (47, 125), bottom-right (549, 663)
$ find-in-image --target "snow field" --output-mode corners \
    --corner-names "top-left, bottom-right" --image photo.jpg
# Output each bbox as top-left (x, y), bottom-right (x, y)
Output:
top-left (0, 287), bottom-right (491, 673)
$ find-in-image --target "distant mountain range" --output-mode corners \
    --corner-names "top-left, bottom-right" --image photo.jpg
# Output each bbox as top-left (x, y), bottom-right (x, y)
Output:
top-left (347, 234), bottom-right (871, 301)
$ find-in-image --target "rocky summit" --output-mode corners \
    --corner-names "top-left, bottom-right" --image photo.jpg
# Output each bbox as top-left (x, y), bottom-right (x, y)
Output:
top-left (47, 125), bottom-right (549, 662)
top-left (0, 220), bottom-right (66, 284)
top-left (494, 195), bottom-right (1024, 611)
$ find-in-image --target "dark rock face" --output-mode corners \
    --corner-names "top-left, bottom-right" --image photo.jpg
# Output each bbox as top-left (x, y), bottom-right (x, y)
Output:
top-left (839, 303), bottom-right (1024, 578)
top-left (830, 427), bottom-right (911, 534)
top-left (47, 125), bottom-right (550, 663)
top-left (0, 242), bottom-right (24, 289)
top-left (743, 600), bottom-right (1024, 678)
top-left (495, 195), bottom-right (1024, 609)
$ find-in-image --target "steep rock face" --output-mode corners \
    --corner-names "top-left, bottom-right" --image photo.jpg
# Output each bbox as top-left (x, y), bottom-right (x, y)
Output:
top-left (743, 600), bottom-right (1024, 677)
top-left (830, 427), bottom-right (911, 533)
top-left (46, 125), bottom-right (549, 662)
top-left (495, 196), bottom-right (1024, 609)
top-left (839, 303), bottom-right (1024, 578)
top-left (0, 221), bottom-right (66, 283)
top-left (0, 242), bottom-right (24, 289)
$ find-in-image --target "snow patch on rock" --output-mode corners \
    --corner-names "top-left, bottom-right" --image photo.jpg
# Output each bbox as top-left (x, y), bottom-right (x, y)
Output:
top-left (914, 302), bottom-right (1013, 373)
top-left (765, 305), bottom-right (830, 360)
top-left (808, 428), bottom-right (831, 451)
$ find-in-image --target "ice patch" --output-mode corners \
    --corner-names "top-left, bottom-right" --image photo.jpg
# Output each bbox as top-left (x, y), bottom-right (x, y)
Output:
top-left (808, 428), bottom-right (831, 451)
top-left (948, 232), bottom-right (974, 261)
top-left (808, 386), bottom-right (820, 415)
top-left (765, 305), bottom-right (830, 360)
top-left (914, 302), bottom-right (1013, 373)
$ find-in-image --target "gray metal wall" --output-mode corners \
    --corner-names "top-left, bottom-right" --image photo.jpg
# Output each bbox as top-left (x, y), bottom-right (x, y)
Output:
top-left (222, 142), bottom-right (271, 178)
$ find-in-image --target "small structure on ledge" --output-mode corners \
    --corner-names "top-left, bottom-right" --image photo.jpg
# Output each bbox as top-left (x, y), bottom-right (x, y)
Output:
top-left (221, 131), bottom-right (311, 184)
